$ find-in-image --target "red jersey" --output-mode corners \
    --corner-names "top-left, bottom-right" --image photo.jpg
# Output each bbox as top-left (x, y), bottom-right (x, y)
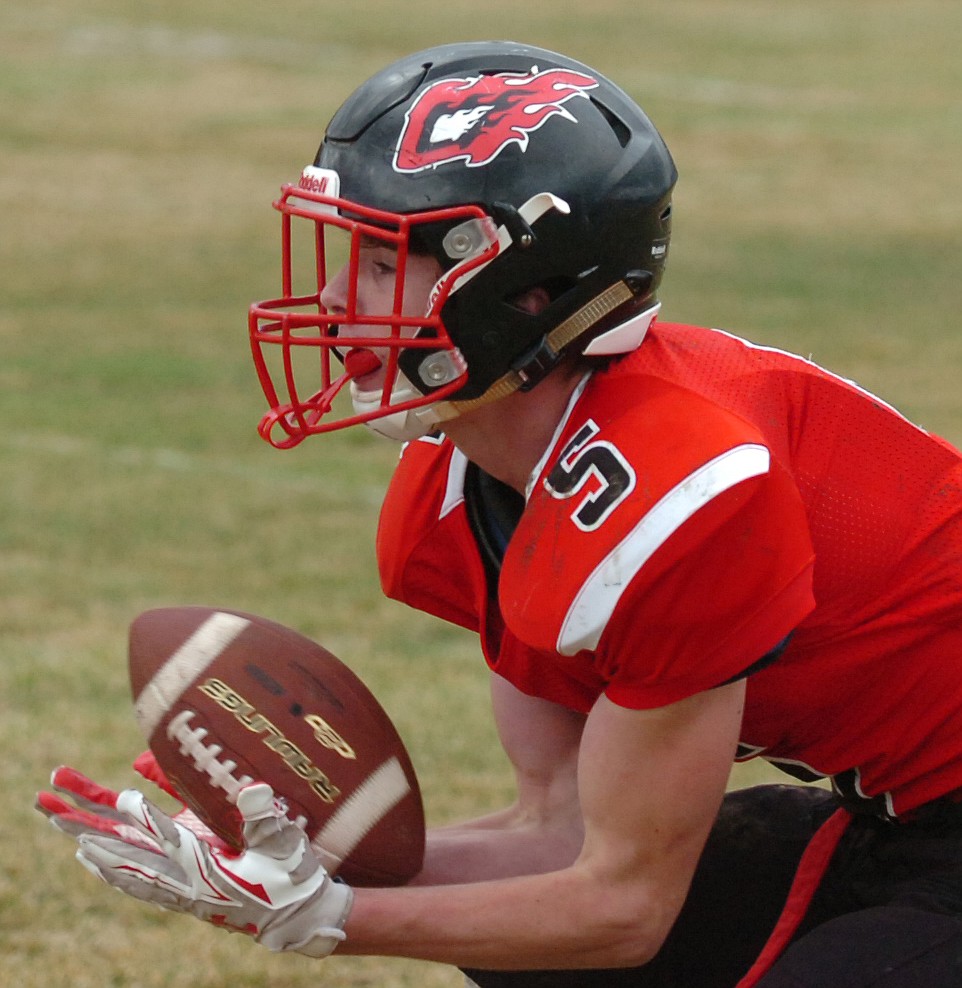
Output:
top-left (376, 322), bottom-right (962, 817)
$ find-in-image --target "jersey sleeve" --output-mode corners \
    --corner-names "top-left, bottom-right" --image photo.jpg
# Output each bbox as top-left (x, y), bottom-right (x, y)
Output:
top-left (500, 375), bottom-right (816, 711)
top-left (595, 453), bottom-right (815, 709)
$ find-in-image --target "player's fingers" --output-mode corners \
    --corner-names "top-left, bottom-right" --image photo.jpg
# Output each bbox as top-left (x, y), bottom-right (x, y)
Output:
top-left (40, 767), bottom-right (136, 834)
top-left (37, 791), bottom-right (114, 835)
top-left (114, 788), bottom-right (227, 885)
top-left (132, 750), bottom-right (182, 800)
top-left (37, 789), bottom-right (165, 852)
top-left (36, 789), bottom-right (76, 820)
top-left (115, 788), bottom-right (185, 850)
top-left (76, 835), bottom-right (190, 910)
top-left (237, 782), bottom-right (280, 823)
top-left (49, 766), bottom-right (123, 811)
top-left (235, 782), bottom-right (313, 861)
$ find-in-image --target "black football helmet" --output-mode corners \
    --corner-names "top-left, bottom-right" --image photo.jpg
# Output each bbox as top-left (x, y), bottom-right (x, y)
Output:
top-left (250, 40), bottom-right (677, 445)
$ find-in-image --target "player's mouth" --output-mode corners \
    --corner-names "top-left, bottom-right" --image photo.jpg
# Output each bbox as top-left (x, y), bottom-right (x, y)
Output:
top-left (343, 347), bottom-right (384, 390)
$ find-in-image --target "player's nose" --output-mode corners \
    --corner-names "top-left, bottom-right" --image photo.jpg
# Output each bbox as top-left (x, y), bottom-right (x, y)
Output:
top-left (320, 263), bottom-right (350, 314)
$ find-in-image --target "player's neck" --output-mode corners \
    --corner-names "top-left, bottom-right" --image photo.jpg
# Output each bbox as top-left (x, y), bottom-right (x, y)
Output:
top-left (443, 364), bottom-right (585, 494)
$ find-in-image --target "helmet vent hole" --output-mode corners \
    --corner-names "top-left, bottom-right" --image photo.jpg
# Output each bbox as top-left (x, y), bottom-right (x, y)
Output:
top-left (593, 100), bottom-right (631, 148)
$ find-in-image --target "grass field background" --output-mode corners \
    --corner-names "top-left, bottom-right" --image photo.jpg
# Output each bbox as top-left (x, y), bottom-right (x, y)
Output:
top-left (2, 1), bottom-right (960, 984)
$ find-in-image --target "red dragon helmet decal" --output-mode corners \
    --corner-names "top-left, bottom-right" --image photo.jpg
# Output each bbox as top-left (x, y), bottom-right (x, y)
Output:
top-left (393, 67), bottom-right (599, 173)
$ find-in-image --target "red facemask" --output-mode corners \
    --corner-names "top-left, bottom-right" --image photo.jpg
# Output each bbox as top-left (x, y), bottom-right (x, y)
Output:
top-left (249, 167), bottom-right (499, 447)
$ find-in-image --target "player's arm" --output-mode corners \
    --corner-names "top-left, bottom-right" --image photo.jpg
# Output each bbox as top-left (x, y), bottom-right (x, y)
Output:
top-left (339, 677), bottom-right (744, 969)
top-left (411, 672), bottom-right (586, 885)
top-left (39, 671), bottom-right (742, 968)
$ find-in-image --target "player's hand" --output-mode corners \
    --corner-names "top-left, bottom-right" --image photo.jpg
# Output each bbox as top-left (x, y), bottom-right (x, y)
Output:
top-left (38, 772), bottom-right (353, 957)
top-left (36, 753), bottom-right (225, 850)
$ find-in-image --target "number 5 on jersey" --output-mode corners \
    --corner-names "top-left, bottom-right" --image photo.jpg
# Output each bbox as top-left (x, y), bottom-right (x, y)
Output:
top-left (544, 420), bottom-right (635, 531)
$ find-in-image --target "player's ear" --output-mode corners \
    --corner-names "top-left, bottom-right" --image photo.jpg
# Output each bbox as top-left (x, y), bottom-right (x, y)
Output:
top-left (510, 286), bottom-right (552, 316)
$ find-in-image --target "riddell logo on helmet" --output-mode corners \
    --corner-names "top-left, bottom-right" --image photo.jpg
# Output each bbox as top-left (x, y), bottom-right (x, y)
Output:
top-left (298, 167), bottom-right (337, 195)
top-left (393, 66), bottom-right (599, 173)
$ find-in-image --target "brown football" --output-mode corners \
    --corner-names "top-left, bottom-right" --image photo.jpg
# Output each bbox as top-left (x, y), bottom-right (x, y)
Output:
top-left (127, 606), bottom-right (425, 886)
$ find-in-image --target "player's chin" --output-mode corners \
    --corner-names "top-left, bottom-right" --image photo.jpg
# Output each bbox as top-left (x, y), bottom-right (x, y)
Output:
top-left (350, 372), bottom-right (387, 398)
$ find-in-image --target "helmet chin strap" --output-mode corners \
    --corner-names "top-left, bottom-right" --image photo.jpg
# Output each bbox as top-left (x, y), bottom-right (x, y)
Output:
top-left (355, 286), bottom-right (660, 441)
top-left (431, 286), bottom-right (658, 423)
top-left (351, 376), bottom-right (443, 442)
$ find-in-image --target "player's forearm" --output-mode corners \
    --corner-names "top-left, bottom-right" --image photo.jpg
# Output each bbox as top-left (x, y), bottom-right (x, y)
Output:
top-left (411, 815), bottom-right (582, 885)
top-left (338, 866), bottom-right (672, 970)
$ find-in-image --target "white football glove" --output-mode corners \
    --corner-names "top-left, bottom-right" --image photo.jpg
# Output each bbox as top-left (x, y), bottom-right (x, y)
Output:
top-left (38, 769), bottom-right (353, 957)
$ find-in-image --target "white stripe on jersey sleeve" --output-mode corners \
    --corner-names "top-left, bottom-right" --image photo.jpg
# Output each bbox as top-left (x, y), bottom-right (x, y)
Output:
top-left (557, 443), bottom-right (771, 656)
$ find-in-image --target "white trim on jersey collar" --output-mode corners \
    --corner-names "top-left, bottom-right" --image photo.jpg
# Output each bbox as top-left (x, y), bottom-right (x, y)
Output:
top-left (525, 372), bottom-right (593, 501)
top-left (557, 443), bottom-right (772, 656)
top-left (441, 447), bottom-right (470, 520)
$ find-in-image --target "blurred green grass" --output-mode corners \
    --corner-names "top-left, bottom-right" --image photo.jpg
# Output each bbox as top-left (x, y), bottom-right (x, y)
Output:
top-left (2, 1), bottom-right (960, 984)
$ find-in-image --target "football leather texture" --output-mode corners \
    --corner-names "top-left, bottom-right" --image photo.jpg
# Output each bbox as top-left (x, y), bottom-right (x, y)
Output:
top-left (128, 606), bottom-right (425, 886)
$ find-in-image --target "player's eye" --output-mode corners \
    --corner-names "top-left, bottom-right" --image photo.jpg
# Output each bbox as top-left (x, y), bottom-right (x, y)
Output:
top-left (358, 243), bottom-right (398, 278)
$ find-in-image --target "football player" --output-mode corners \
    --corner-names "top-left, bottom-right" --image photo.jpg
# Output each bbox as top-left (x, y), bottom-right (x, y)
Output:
top-left (40, 41), bottom-right (962, 987)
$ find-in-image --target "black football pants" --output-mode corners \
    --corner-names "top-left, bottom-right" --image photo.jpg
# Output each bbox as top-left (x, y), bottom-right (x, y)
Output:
top-left (461, 784), bottom-right (962, 987)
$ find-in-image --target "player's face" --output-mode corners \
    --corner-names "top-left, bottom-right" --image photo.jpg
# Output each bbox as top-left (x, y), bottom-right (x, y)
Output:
top-left (320, 238), bottom-right (442, 390)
